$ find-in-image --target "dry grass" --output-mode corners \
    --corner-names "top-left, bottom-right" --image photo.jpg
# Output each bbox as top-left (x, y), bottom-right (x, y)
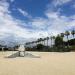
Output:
top-left (0, 51), bottom-right (75, 75)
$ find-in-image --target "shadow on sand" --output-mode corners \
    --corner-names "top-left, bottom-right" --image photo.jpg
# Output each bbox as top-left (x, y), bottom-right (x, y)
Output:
top-left (5, 52), bottom-right (40, 58)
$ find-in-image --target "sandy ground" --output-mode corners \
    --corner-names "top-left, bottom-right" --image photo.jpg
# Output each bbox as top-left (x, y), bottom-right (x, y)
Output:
top-left (0, 51), bottom-right (75, 75)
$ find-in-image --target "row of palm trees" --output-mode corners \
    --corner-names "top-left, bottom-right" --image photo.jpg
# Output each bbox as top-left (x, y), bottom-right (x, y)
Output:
top-left (26, 29), bottom-right (75, 48)
top-left (61, 30), bottom-right (75, 42)
top-left (25, 36), bottom-right (55, 48)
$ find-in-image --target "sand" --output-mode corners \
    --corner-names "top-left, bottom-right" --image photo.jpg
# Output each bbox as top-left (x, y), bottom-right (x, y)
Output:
top-left (0, 51), bottom-right (75, 75)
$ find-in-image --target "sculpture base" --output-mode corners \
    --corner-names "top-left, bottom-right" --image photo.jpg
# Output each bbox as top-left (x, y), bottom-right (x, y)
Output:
top-left (19, 51), bottom-right (25, 57)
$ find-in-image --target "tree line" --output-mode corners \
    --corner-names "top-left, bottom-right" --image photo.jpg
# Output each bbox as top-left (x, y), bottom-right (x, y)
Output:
top-left (25, 30), bottom-right (75, 52)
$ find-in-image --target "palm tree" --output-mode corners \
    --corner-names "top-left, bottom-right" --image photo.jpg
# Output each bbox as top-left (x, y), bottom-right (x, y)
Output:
top-left (31, 41), bottom-right (35, 47)
top-left (37, 38), bottom-right (42, 45)
top-left (43, 38), bottom-right (46, 46)
top-left (65, 31), bottom-right (70, 48)
top-left (37, 39), bottom-right (40, 45)
top-left (41, 38), bottom-right (44, 45)
top-left (71, 29), bottom-right (75, 39)
top-left (65, 31), bottom-right (70, 41)
top-left (50, 36), bottom-right (55, 47)
top-left (52, 36), bottom-right (55, 45)
top-left (34, 41), bottom-right (38, 47)
top-left (50, 36), bottom-right (53, 47)
top-left (71, 29), bottom-right (75, 46)
top-left (60, 33), bottom-right (64, 38)
top-left (60, 33), bottom-right (64, 48)
top-left (38, 38), bottom-right (41, 44)
top-left (46, 37), bottom-right (49, 46)
top-left (60, 33), bottom-right (64, 45)
top-left (40, 38), bottom-right (43, 44)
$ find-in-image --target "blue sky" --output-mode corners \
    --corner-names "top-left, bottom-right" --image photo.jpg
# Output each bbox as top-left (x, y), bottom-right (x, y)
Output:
top-left (0, 0), bottom-right (75, 45)
top-left (10, 0), bottom-right (50, 18)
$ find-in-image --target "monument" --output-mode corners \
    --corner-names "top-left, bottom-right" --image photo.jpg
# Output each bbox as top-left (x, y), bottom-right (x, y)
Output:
top-left (18, 44), bottom-right (25, 57)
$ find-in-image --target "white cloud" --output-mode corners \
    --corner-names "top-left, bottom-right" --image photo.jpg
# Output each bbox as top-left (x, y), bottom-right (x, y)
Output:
top-left (18, 8), bottom-right (28, 16)
top-left (18, 8), bottom-right (32, 18)
top-left (31, 17), bottom-right (48, 30)
top-left (0, 0), bottom-right (75, 46)
top-left (43, 0), bottom-right (75, 36)
top-left (45, 11), bottom-right (74, 32)
top-left (0, 0), bottom-right (34, 45)
top-left (52, 0), bottom-right (71, 6)
top-left (29, 9), bottom-right (75, 38)
top-left (45, 11), bottom-right (60, 19)
top-left (72, 3), bottom-right (75, 8)
top-left (0, 0), bottom-right (10, 14)
top-left (10, 0), bottom-right (15, 2)
top-left (0, 0), bottom-right (49, 45)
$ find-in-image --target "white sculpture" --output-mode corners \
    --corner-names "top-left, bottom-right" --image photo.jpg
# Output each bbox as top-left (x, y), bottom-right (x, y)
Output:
top-left (18, 45), bottom-right (25, 56)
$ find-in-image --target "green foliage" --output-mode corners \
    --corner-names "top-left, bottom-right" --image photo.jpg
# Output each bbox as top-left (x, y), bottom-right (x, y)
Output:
top-left (65, 31), bottom-right (70, 40)
top-left (25, 30), bottom-right (75, 52)
top-left (65, 31), bottom-right (70, 36)
top-left (68, 39), bottom-right (75, 45)
top-left (71, 30), bottom-right (75, 38)
top-left (55, 35), bottom-right (63, 48)
top-left (36, 44), bottom-right (44, 50)
top-left (60, 33), bottom-right (64, 38)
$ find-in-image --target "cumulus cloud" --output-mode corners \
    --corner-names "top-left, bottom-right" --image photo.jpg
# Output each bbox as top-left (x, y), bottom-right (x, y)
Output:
top-left (0, 0), bottom-right (75, 46)
top-left (0, 0), bottom-right (34, 45)
top-left (43, 0), bottom-right (75, 36)
top-left (46, 11), bottom-right (75, 33)
top-left (31, 17), bottom-right (48, 30)
top-left (0, 0), bottom-right (49, 45)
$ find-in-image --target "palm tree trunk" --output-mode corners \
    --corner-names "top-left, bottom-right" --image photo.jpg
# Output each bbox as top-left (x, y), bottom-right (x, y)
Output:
top-left (44, 41), bottom-right (45, 46)
top-left (73, 35), bottom-right (74, 39)
top-left (67, 36), bottom-right (69, 49)
top-left (51, 39), bottom-right (52, 47)
top-left (73, 34), bottom-right (75, 45)
top-left (47, 40), bottom-right (48, 46)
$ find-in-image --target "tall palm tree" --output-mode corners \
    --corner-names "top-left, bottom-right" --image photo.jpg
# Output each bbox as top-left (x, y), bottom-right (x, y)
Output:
top-left (39, 38), bottom-right (42, 44)
top-left (41, 38), bottom-right (44, 45)
top-left (71, 30), bottom-right (75, 46)
top-left (35, 41), bottom-right (38, 46)
top-left (46, 37), bottom-right (49, 46)
top-left (37, 39), bottom-right (39, 45)
top-left (43, 38), bottom-right (46, 46)
top-left (37, 38), bottom-right (42, 44)
top-left (65, 31), bottom-right (70, 41)
top-left (60, 33), bottom-right (64, 44)
top-left (65, 31), bottom-right (70, 48)
top-left (50, 36), bottom-right (53, 47)
top-left (60, 33), bottom-right (64, 48)
top-left (52, 36), bottom-right (55, 47)
top-left (52, 36), bottom-right (55, 40)
top-left (71, 29), bottom-right (75, 39)
top-left (50, 36), bottom-right (55, 47)
top-left (37, 39), bottom-right (40, 44)
top-left (60, 33), bottom-right (64, 38)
